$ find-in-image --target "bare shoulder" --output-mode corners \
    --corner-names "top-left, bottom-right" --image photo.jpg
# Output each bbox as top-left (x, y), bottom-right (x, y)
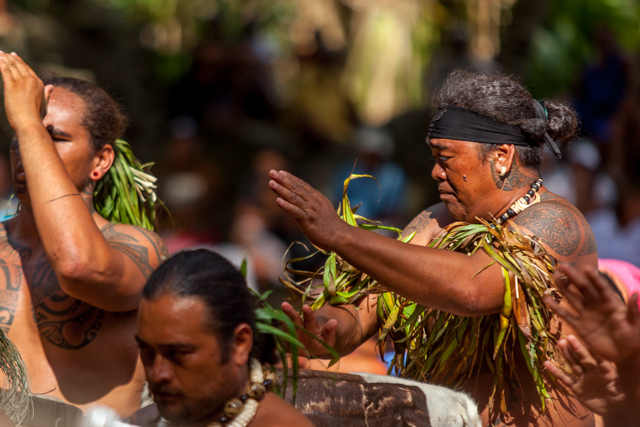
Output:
top-left (100, 222), bottom-right (169, 278)
top-left (512, 190), bottom-right (597, 263)
top-left (253, 393), bottom-right (314, 427)
top-left (401, 203), bottom-right (453, 246)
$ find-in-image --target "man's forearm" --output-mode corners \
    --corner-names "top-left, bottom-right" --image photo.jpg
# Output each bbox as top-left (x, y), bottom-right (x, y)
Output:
top-left (329, 225), bottom-right (504, 317)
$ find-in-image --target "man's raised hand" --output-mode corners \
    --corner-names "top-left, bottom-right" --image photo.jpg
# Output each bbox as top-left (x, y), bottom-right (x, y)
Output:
top-left (269, 170), bottom-right (347, 252)
top-left (281, 302), bottom-right (338, 359)
top-left (0, 52), bottom-right (47, 130)
top-left (544, 264), bottom-right (640, 363)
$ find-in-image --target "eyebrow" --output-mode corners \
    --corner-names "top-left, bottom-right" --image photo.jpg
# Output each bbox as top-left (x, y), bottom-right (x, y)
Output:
top-left (427, 140), bottom-right (451, 151)
top-left (45, 125), bottom-right (72, 138)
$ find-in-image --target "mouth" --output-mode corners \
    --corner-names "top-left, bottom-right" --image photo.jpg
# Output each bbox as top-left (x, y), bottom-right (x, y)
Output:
top-left (438, 187), bottom-right (456, 200)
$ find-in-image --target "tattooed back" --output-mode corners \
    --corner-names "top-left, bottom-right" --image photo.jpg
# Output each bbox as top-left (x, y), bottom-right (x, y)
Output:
top-left (0, 219), bottom-right (168, 417)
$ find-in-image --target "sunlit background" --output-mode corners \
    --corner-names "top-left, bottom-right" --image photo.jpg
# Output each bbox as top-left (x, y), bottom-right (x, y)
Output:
top-left (1, 0), bottom-right (640, 295)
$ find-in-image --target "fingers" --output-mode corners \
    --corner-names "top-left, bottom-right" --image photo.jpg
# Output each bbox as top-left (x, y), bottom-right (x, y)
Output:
top-left (558, 264), bottom-right (600, 305)
top-left (566, 335), bottom-right (599, 370)
top-left (269, 170), bottom-right (315, 201)
top-left (0, 53), bottom-right (17, 83)
top-left (544, 295), bottom-right (579, 325)
top-left (553, 269), bottom-right (586, 313)
top-left (559, 338), bottom-right (583, 376)
top-left (544, 360), bottom-right (576, 387)
top-left (3, 52), bottom-right (34, 79)
top-left (275, 196), bottom-right (307, 222)
top-left (281, 302), bottom-right (304, 329)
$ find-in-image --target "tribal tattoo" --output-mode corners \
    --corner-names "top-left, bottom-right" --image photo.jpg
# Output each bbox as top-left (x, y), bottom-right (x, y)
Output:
top-left (515, 202), bottom-right (582, 257)
top-left (402, 211), bottom-right (434, 239)
top-left (81, 181), bottom-right (97, 213)
top-left (100, 223), bottom-right (156, 279)
top-left (490, 160), bottom-right (537, 191)
top-left (0, 221), bottom-right (166, 347)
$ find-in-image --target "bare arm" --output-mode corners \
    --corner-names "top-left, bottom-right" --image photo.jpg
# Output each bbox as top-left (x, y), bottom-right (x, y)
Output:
top-left (270, 171), bottom-right (594, 316)
top-left (0, 53), bottom-right (167, 311)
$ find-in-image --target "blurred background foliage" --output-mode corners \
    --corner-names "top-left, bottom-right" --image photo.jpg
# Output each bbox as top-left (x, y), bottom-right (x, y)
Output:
top-left (3, 0), bottom-right (640, 282)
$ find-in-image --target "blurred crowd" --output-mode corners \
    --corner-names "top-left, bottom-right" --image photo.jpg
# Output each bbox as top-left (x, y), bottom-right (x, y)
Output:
top-left (0, 0), bottom-right (639, 361)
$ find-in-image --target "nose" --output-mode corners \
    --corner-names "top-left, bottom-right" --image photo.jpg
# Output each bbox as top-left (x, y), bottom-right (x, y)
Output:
top-left (147, 355), bottom-right (174, 385)
top-left (431, 162), bottom-right (446, 182)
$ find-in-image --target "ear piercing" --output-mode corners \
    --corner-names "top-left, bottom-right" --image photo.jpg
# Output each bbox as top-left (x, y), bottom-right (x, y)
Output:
top-left (463, 175), bottom-right (467, 181)
top-left (499, 166), bottom-right (507, 178)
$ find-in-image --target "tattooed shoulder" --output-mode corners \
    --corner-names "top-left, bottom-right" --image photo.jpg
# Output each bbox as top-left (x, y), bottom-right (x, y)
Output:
top-left (401, 204), bottom-right (447, 239)
top-left (512, 199), bottom-right (594, 259)
top-left (101, 223), bottom-right (168, 279)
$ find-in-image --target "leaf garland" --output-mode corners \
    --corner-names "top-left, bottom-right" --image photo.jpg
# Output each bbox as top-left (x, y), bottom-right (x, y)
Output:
top-left (94, 139), bottom-right (163, 230)
top-left (280, 173), bottom-right (570, 420)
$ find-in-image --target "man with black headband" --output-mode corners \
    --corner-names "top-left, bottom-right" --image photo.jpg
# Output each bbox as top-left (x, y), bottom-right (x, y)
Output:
top-left (269, 70), bottom-right (597, 427)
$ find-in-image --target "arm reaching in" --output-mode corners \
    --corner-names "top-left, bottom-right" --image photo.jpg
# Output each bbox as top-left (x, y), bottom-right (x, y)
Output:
top-left (543, 335), bottom-right (627, 418)
top-left (544, 265), bottom-right (640, 426)
top-left (544, 265), bottom-right (640, 363)
top-left (281, 293), bottom-right (380, 359)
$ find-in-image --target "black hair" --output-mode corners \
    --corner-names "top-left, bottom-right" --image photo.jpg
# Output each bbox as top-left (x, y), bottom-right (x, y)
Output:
top-left (142, 249), bottom-right (277, 364)
top-left (432, 70), bottom-right (579, 170)
top-left (42, 76), bottom-right (128, 152)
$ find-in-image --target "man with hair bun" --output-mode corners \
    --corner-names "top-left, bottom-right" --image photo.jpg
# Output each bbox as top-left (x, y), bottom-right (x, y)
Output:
top-left (0, 51), bottom-right (167, 419)
top-left (270, 70), bottom-right (597, 426)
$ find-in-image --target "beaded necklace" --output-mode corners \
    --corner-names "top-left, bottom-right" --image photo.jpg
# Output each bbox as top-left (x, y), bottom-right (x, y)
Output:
top-left (157, 359), bottom-right (275, 427)
top-left (496, 177), bottom-right (543, 225)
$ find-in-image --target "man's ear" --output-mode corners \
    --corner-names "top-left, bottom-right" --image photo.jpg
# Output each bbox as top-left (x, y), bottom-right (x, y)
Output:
top-left (231, 323), bottom-right (253, 367)
top-left (90, 144), bottom-right (115, 181)
top-left (493, 144), bottom-right (517, 174)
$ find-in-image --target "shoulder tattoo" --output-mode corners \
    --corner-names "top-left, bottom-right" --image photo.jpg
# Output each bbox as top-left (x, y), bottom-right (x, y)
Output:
top-left (402, 210), bottom-right (434, 239)
top-left (101, 223), bottom-right (156, 279)
top-left (490, 160), bottom-right (536, 191)
top-left (514, 203), bottom-right (582, 257)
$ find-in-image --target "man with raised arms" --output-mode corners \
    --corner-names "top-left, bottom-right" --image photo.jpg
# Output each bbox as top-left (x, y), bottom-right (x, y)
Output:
top-left (269, 71), bottom-right (598, 426)
top-left (0, 51), bottom-right (168, 418)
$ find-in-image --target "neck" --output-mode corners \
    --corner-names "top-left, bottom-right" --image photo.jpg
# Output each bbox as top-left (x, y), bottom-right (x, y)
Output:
top-left (194, 364), bottom-right (251, 427)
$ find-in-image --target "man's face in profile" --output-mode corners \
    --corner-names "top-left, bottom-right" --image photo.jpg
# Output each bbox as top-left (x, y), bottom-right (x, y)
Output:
top-left (136, 295), bottom-right (234, 425)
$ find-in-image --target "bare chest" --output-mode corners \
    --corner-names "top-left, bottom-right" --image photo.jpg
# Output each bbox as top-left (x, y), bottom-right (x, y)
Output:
top-left (0, 245), bottom-right (104, 350)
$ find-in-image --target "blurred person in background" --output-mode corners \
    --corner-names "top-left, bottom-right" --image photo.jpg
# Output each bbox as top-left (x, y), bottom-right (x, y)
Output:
top-left (588, 171), bottom-right (640, 267)
top-left (331, 127), bottom-right (408, 231)
top-left (156, 116), bottom-right (223, 253)
top-left (0, 52), bottom-right (167, 419)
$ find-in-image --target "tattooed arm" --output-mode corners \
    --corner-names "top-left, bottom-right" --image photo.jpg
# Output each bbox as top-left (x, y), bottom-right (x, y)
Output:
top-left (0, 54), bottom-right (168, 312)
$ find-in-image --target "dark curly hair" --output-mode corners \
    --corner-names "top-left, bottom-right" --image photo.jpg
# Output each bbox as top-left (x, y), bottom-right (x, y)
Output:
top-left (142, 249), bottom-right (277, 365)
top-left (43, 76), bottom-right (128, 152)
top-left (432, 70), bottom-right (579, 170)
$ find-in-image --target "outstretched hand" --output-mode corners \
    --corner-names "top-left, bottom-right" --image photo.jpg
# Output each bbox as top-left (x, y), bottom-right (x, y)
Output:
top-left (544, 335), bottom-right (626, 416)
top-left (0, 52), bottom-right (50, 130)
top-left (544, 264), bottom-right (640, 363)
top-left (281, 302), bottom-right (338, 359)
top-left (269, 170), bottom-right (348, 252)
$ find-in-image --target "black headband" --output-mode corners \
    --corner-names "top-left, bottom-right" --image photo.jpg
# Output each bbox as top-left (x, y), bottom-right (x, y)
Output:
top-left (428, 104), bottom-right (563, 158)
